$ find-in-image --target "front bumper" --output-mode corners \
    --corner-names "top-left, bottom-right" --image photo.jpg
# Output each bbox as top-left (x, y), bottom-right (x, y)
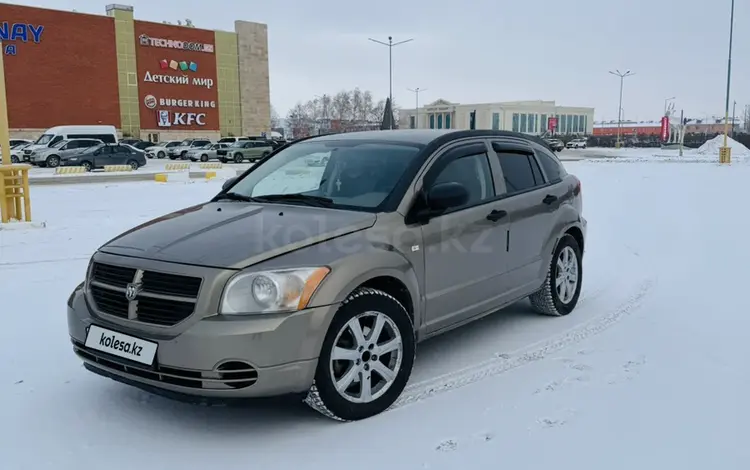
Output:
top-left (67, 285), bottom-right (338, 399)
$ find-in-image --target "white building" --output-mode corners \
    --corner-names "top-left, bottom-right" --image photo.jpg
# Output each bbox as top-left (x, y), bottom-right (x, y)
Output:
top-left (398, 99), bottom-right (595, 135)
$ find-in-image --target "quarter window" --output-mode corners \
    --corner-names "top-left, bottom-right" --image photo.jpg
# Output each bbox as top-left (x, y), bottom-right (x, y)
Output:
top-left (535, 148), bottom-right (565, 182)
top-left (430, 153), bottom-right (494, 207)
top-left (496, 152), bottom-right (544, 194)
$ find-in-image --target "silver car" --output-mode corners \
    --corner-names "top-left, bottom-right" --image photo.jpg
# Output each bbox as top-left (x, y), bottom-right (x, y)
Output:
top-left (29, 138), bottom-right (103, 167)
top-left (187, 143), bottom-right (229, 162)
top-left (169, 138), bottom-right (212, 160)
top-left (68, 130), bottom-right (586, 421)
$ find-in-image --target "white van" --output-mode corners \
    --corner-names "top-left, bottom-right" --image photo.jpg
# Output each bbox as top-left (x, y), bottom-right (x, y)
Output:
top-left (22, 125), bottom-right (118, 161)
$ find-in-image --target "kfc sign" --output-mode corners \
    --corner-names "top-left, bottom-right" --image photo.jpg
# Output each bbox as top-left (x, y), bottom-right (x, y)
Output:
top-left (157, 110), bottom-right (206, 127)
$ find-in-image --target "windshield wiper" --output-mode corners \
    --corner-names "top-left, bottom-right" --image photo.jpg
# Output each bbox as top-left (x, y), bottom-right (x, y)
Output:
top-left (212, 192), bottom-right (254, 202)
top-left (251, 194), bottom-right (335, 207)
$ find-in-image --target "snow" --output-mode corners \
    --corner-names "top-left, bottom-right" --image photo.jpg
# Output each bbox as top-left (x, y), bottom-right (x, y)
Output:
top-left (2, 161), bottom-right (750, 469)
top-left (695, 134), bottom-right (750, 156)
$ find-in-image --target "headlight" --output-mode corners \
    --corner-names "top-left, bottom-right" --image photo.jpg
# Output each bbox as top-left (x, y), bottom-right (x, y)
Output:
top-left (219, 267), bottom-right (330, 315)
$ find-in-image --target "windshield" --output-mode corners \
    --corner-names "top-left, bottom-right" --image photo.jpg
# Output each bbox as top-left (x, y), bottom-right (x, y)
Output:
top-left (35, 134), bottom-right (55, 145)
top-left (201, 144), bottom-right (212, 149)
top-left (179, 139), bottom-right (193, 146)
top-left (165, 141), bottom-right (181, 148)
top-left (229, 140), bottom-right (246, 148)
top-left (227, 140), bottom-right (422, 211)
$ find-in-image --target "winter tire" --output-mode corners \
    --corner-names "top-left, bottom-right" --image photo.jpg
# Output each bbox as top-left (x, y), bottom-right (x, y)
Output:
top-left (46, 155), bottom-right (60, 168)
top-left (529, 233), bottom-right (582, 316)
top-left (306, 287), bottom-right (415, 421)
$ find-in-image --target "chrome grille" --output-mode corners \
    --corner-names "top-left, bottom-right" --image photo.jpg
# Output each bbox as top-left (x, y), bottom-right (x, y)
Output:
top-left (89, 262), bottom-right (202, 326)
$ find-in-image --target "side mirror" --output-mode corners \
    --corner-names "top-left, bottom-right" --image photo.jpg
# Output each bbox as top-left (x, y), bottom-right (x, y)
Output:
top-left (427, 182), bottom-right (469, 211)
top-left (222, 177), bottom-right (237, 191)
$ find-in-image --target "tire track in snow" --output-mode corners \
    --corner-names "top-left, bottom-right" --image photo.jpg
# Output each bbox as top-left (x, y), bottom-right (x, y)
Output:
top-left (392, 278), bottom-right (655, 409)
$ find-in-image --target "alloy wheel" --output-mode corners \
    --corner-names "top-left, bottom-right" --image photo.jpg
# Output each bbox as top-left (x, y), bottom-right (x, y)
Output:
top-left (555, 246), bottom-right (579, 304)
top-left (329, 311), bottom-right (403, 404)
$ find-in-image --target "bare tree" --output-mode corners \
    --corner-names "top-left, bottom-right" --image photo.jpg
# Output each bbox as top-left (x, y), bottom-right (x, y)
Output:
top-left (286, 89), bottom-right (401, 137)
top-left (270, 105), bottom-right (280, 129)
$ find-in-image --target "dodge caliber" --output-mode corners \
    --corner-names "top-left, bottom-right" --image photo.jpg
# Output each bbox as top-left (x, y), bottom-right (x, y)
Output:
top-left (68, 129), bottom-right (586, 421)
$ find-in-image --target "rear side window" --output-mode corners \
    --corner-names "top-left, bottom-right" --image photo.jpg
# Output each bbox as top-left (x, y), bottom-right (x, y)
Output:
top-left (535, 149), bottom-right (565, 182)
top-left (496, 153), bottom-right (544, 195)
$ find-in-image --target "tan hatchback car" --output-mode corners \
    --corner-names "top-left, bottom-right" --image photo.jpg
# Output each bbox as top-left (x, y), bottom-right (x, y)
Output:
top-left (68, 130), bottom-right (586, 421)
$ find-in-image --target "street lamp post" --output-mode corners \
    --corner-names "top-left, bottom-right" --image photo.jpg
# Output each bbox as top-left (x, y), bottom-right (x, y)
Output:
top-left (609, 69), bottom-right (634, 148)
top-left (664, 97), bottom-right (675, 115)
top-left (720, 0), bottom-right (735, 163)
top-left (368, 36), bottom-right (413, 129)
top-left (407, 87), bottom-right (426, 129)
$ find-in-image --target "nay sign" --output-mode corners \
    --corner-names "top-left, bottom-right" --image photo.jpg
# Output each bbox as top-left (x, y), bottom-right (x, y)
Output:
top-left (0, 22), bottom-right (45, 56)
top-left (157, 110), bottom-right (206, 127)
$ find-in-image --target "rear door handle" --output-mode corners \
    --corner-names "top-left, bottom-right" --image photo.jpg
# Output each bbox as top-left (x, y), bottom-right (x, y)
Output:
top-left (543, 195), bottom-right (558, 205)
top-left (486, 209), bottom-right (507, 222)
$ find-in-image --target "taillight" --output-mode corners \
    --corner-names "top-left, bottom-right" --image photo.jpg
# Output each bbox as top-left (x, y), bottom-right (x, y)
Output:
top-left (574, 180), bottom-right (581, 196)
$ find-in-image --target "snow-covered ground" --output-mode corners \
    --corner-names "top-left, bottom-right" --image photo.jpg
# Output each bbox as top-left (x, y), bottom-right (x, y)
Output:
top-left (2, 159), bottom-right (749, 469)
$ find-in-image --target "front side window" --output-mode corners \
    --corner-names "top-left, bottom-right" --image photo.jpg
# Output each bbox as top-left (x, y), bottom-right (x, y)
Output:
top-left (496, 152), bottom-right (544, 195)
top-left (430, 153), bottom-right (494, 208)
top-left (228, 140), bottom-right (423, 211)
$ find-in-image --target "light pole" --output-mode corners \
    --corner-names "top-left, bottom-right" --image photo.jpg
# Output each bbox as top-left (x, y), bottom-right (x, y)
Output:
top-left (609, 69), bottom-right (634, 148)
top-left (369, 36), bottom-right (413, 129)
top-left (407, 87), bottom-right (426, 129)
top-left (720, 0), bottom-right (735, 163)
top-left (664, 96), bottom-right (675, 115)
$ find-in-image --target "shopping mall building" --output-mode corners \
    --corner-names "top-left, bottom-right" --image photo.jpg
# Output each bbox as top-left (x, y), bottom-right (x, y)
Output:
top-left (0, 3), bottom-right (270, 141)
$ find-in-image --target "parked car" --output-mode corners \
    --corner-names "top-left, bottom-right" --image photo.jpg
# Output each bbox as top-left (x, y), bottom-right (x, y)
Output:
top-left (9, 142), bottom-right (31, 163)
top-left (28, 138), bottom-right (103, 167)
top-left (121, 143), bottom-right (147, 157)
top-left (544, 138), bottom-right (564, 152)
top-left (187, 143), bottom-right (229, 162)
top-left (63, 143), bottom-right (147, 171)
top-left (566, 138), bottom-right (587, 149)
top-left (220, 140), bottom-right (273, 163)
top-left (217, 136), bottom-right (251, 145)
top-left (67, 129), bottom-right (586, 422)
top-left (145, 141), bottom-right (181, 159)
top-left (125, 140), bottom-right (155, 151)
top-left (22, 125), bottom-right (117, 160)
top-left (170, 138), bottom-right (213, 160)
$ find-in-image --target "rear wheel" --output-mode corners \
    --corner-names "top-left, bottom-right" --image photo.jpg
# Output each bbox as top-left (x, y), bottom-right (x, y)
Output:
top-left (306, 288), bottom-right (415, 421)
top-left (529, 234), bottom-right (582, 316)
top-left (127, 160), bottom-right (139, 170)
top-left (157, 151), bottom-right (165, 159)
top-left (81, 161), bottom-right (93, 172)
top-left (200, 154), bottom-right (209, 162)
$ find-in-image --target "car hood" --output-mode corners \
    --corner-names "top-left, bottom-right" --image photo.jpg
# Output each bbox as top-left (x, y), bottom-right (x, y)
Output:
top-left (98, 202), bottom-right (378, 269)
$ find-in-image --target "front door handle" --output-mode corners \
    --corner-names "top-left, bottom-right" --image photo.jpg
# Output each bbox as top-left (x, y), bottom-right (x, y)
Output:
top-left (543, 194), bottom-right (558, 205)
top-left (486, 209), bottom-right (507, 222)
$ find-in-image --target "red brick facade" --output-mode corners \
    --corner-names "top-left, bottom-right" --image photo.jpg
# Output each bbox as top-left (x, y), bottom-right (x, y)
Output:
top-left (0, 3), bottom-right (121, 129)
top-left (134, 21), bottom-right (219, 131)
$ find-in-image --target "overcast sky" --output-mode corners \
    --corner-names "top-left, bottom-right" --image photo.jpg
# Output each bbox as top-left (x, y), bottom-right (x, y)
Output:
top-left (11, 0), bottom-right (750, 121)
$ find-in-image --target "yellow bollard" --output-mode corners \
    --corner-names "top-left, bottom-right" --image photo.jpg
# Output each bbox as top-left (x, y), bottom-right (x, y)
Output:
top-left (205, 171), bottom-right (216, 180)
top-left (154, 173), bottom-right (168, 183)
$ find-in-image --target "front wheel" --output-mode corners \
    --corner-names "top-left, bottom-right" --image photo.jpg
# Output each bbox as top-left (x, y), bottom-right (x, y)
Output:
top-left (233, 153), bottom-right (244, 164)
top-left (46, 155), bottom-right (60, 168)
top-left (200, 154), bottom-right (209, 162)
top-left (306, 288), bottom-right (415, 421)
top-left (10, 155), bottom-right (19, 163)
top-left (219, 158), bottom-right (227, 163)
top-left (529, 233), bottom-right (582, 316)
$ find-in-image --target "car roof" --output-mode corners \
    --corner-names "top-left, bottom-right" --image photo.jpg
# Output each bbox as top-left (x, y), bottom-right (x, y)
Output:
top-left (306, 129), bottom-right (554, 151)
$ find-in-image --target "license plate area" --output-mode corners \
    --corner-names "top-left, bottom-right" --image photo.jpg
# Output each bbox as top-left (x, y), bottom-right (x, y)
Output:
top-left (84, 325), bottom-right (158, 366)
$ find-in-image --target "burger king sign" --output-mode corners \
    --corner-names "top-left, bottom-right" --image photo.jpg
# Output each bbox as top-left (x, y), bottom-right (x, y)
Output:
top-left (144, 95), bottom-right (157, 109)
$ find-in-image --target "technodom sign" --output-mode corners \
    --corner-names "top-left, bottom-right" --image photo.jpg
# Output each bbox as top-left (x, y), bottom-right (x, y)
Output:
top-left (138, 34), bottom-right (214, 53)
